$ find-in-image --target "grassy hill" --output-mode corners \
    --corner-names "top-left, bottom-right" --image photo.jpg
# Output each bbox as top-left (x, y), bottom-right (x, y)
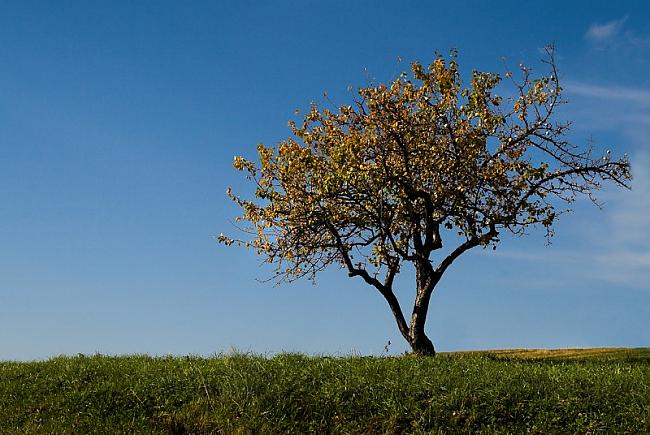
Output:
top-left (2, 348), bottom-right (649, 433)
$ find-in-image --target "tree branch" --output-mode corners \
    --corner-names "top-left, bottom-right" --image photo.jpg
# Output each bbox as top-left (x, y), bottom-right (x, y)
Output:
top-left (325, 221), bottom-right (410, 341)
top-left (435, 223), bottom-right (498, 276)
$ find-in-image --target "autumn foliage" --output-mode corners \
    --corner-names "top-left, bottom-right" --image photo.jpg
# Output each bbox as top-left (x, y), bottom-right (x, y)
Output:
top-left (221, 47), bottom-right (631, 355)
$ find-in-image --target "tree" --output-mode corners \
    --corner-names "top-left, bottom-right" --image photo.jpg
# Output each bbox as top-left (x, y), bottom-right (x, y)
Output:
top-left (220, 47), bottom-right (631, 356)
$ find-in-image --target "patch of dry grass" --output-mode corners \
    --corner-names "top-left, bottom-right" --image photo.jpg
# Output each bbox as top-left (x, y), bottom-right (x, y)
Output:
top-left (444, 347), bottom-right (649, 360)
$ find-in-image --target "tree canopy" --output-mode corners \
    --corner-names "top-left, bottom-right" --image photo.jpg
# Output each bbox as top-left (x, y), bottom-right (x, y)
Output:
top-left (220, 47), bottom-right (631, 355)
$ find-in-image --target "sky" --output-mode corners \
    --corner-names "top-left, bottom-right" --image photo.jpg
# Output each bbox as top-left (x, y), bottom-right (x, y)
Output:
top-left (1, 1), bottom-right (648, 360)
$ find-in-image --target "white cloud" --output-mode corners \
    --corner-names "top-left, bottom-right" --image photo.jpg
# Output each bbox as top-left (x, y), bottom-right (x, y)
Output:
top-left (564, 82), bottom-right (650, 106)
top-left (472, 153), bottom-right (649, 290)
top-left (593, 152), bottom-right (650, 287)
top-left (585, 16), bottom-right (628, 42)
top-left (609, 155), bottom-right (650, 245)
top-left (562, 82), bottom-right (650, 134)
top-left (471, 19), bottom-right (649, 291)
top-left (475, 134), bottom-right (649, 290)
top-left (561, 75), bottom-right (650, 289)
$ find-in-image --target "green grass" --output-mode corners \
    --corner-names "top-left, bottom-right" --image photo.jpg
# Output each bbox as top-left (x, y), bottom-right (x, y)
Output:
top-left (1, 348), bottom-right (649, 434)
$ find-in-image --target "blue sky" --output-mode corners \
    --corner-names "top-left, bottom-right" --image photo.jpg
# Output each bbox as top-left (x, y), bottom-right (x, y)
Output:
top-left (1, 1), bottom-right (648, 360)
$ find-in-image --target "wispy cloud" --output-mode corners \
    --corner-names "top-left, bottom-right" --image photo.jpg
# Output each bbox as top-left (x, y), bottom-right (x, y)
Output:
top-left (599, 153), bottom-right (650, 280)
top-left (585, 16), bottom-right (628, 43)
top-left (608, 157), bottom-right (650, 247)
top-left (563, 82), bottom-right (650, 132)
top-left (472, 153), bottom-right (650, 290)
top-left (480, 17), bottom-right (649, 291)
top-left (564, 82), bottom-right (650, 106)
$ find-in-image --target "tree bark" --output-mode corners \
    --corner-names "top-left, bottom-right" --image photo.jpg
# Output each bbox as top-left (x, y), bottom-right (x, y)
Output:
top-left (407, 260), bottom-right (439, 356)
top-left (408, 331), bottom-right (436, 356)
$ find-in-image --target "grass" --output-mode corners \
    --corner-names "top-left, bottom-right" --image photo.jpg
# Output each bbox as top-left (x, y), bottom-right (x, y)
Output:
top-left (1, 348), bottom-right (648, 433)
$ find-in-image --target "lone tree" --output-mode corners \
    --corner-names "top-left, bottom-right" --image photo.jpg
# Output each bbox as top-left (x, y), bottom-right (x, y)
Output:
top-left (220, 48), bottom-right (631, 356)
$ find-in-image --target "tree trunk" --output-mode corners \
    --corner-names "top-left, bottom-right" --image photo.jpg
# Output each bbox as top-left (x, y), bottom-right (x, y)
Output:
top-left (409, 330), bottom-right (436, 356)
top-left (407, 260), bottom-right (439, 356)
